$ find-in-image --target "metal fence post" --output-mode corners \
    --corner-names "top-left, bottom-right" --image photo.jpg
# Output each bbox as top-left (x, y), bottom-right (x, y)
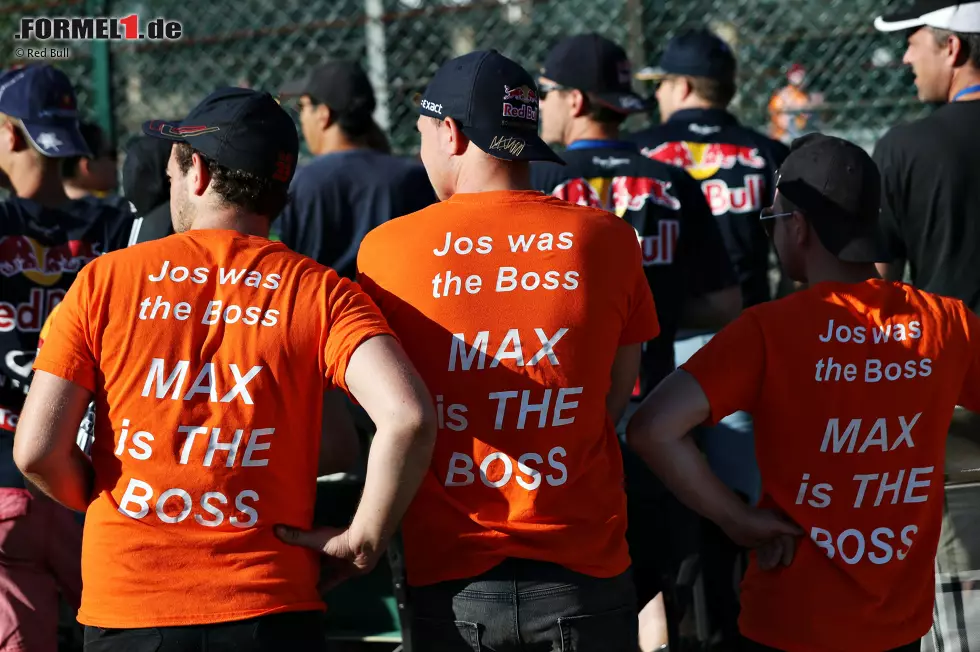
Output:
top-left (85, 0), bottom-right (115, 146)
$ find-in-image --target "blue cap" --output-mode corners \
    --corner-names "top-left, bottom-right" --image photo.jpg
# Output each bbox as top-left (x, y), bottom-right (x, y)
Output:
top-left (0, 65), bottom-right (91, 158)
top-left (418, 50), bottom-right (564, 165)
top-left (636, 29), bottom-right (737, 82)
top-left (142, 87), bottom-right (299, 185)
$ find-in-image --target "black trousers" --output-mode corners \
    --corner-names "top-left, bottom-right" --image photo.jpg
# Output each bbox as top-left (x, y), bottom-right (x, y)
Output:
top-left (83, 611), bottom-right (326, 652)
top-left (740, 636), bottom-right (921, 652)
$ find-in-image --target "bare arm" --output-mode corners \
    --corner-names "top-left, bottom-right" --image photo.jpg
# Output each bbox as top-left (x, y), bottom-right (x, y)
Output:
top-left (626, 370), bottom-right (800, 548)
top-left (13, 371), bottom-right (94, 512)
top-left (681, 286), bottom-right (742, 330)
top-left (334, 335), bottom-right (436, 560)
top-left (607, 343), bottom-right (641, 425)
top-left (318, 389), bottom-right (360, 476)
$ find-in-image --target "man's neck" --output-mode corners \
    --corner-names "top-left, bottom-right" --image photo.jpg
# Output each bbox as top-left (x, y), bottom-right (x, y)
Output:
top-left (805, 261), bottom-right (880, 286)
top-left (315, 128), bottom-right (365, 156)
top-left (63, 182), bottom-right (90, 200)
top-left (948, 68), bottom-right (980, 102)
top-left (664, 98), bottom-right (719, 121)
top-left (566, 119), bottom-right (619, 146)
top-left (7, 157), bottom-right (70, 208)
top-left (452, 160), bottom-right (531, 196)
top-left (189, 208), bottom-right (270, 238)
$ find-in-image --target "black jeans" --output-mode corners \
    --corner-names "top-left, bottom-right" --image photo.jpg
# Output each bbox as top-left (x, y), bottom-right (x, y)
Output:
top-left (409, 558), bottom-right (638, 651)
top-left (740, 636), bottom-right (921, 652)
top-left (83, 611), bottom-right (326, 652)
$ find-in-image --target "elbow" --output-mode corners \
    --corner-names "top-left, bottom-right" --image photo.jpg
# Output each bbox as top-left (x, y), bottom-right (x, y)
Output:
top-left (13, 438), bottom-right (44, 478)
top-left (400, 400), bottom-right (438, 454)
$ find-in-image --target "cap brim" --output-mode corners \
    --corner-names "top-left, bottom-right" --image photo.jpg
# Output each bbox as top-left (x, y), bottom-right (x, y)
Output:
top-left (874, 11), bottom-right (928, 32)
top-left (634, 67), bottom-right (667, 81)
top-left (463, 125), bottom-right (565, 165)
top-left (592, 91), bottom-right (651, 114)
top-left (20, 120), bottom-right (91, 158)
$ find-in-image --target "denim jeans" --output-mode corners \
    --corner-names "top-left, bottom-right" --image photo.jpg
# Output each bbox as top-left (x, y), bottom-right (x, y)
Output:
top-left (82, 611), bottom-right (326, 652)
top-left (409, 558), bottom-right (638, 651)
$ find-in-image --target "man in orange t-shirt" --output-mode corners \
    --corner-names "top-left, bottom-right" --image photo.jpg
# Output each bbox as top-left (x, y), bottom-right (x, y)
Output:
top-left (308, 50), bottom-right (657, 651)
top-left (626, 133), bottom-right (980, 652)
top-left (12, 87), bottom-right (436, 651)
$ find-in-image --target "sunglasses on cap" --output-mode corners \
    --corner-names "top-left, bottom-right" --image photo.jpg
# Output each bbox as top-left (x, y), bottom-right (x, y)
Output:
top-left (760, 206), bottom-right (795, 239)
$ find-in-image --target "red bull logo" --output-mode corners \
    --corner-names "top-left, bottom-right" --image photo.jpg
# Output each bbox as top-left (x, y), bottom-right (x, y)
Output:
top-left (0, 236), bottom-right (101, 285)
top-left (503, 84), bottom-right (538, 103)
top-left (643, 141), bottom-right (767, 181)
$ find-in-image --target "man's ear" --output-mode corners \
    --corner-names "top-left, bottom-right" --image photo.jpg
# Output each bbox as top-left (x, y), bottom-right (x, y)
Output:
top-left (77, 157), bottom-right (92, 178)
top-left (317, 103), bottom-right (333, 130)
top-left (569, 89), bottom-right (589, 119)
top-left (792, 212), bottom-right (810, 247)
top-left (678, 77), bottom-right (694, 102)
top-left (189, 152), bottom-right (211, 197)
top-left (442, 117), bottom-right (466, 157)
top-left (0, 120), bottom-right (28, 154)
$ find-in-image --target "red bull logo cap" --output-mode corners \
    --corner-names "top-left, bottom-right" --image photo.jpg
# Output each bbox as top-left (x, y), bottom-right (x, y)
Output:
top-left (0, 64), bottom-right (91, 158)
top-left (417, 50), bottom-right (565, 165)
top-left (142, 87), bottom-right (300, 185)
top-left (541, 33), bottom-right (649, 114)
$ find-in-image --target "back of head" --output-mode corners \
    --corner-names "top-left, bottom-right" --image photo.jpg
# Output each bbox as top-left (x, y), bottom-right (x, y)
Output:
top-left (141, 86), bottom-right (300, 232)
top-left (415, 49), bottom-right (565, 199)
top-left (538, 33), bottom-right (649, 142)
top-left (769, 133), bottom-right (883, 281)
top-left (123, 134), bottom-right (173, 215)
top-left (280, 60), bottom-right (384, 152)
top-left (0, 64), bottom-right (92, 179)
top-left (642, 29), bottom-right (737, 119)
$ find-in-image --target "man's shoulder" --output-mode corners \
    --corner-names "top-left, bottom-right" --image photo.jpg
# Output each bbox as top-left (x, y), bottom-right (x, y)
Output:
top-left (876, 112), bottom-right (940, 154)
top-left (358, 203), bottom-right (440, 261)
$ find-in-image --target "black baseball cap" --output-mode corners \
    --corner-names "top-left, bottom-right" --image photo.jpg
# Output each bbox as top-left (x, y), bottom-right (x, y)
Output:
top-left (280, 60), bottom-right (377, 114)
top-left (540, 34), bottom-right (647, 114)
top-left (418, 50), bottom-right (564, 164)
top-left (875, 1), bottom-right (980, 33)
top-left (142, 87), bottom-right (299, 186)
top-left (773, 134), bottom-right (884, 264)
top-left (0, 64), bottom-right (91, 158)
top-left (635, 29), bottom-right (736, 82)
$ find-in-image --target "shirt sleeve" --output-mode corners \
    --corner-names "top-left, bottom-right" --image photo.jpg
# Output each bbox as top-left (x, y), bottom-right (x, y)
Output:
top-left (957, 306), bottom-right (980, 412)
top-left (872, 130), bottom-right (907, 261)
top-left (320, 272), bottom-right (397, 395)
top-left (31, 264), bottom-right (98, 392)
top-left (620, 232), bottom-right (660, 345)
top-left (674, 172), bottom-right (739, 296)
top-left (680, 310), bottom-right (766, 423)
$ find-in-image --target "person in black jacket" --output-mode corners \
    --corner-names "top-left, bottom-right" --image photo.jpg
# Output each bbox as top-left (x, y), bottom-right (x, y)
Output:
top-left (629, 30), bottom-right (790, 650)
top-left (123, 134), bottom-right (174, 244)
top-left (531, 33), bottom-right (741, 652)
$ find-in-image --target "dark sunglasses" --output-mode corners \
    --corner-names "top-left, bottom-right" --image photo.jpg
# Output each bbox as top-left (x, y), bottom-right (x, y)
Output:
top-left (537, 81), bottom-right (569, 99)
top-left (760, 206), bottom-right (795, 238)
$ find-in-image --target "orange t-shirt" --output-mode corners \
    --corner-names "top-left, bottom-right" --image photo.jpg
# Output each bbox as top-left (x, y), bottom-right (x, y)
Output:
top-left (357, 189), bottom-right (660, 586)
top-left (33, 229), bottom-right (394, 628)
top-left (681, 279), bottom-right (980, 652)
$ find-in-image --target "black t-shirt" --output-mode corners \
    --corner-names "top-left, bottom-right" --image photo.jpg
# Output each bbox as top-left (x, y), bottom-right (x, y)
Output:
top-left (630, 108), bottom-right (789, 308)
top-left (0, 196), bottom-right (136, 437)
top-left (874, 101), bottom-right (980, 313)
top-left (277, 149), bottom-right (437, 279)
top-left (531, 140), bottom-right (737, 395)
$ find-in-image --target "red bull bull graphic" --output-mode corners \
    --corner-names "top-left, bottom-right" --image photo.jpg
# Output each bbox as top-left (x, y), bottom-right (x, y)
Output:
top-left (551, 176), bottom-right (681, 217)
top-left (503, 84), bottom-right (538, 103)
top-left (643, 141), bottom-right (766, 181)
top-left (550, 176), bottom-right (681, 266)
top-left (0, 236), bottom-right (101, 284)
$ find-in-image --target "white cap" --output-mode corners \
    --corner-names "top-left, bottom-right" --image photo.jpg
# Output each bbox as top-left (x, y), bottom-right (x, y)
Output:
top-left (875, 1), bottom-right (980, 33)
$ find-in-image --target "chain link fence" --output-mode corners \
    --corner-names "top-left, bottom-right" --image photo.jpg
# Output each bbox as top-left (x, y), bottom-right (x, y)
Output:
top-left (4, 0), bottom-right (925, 160)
